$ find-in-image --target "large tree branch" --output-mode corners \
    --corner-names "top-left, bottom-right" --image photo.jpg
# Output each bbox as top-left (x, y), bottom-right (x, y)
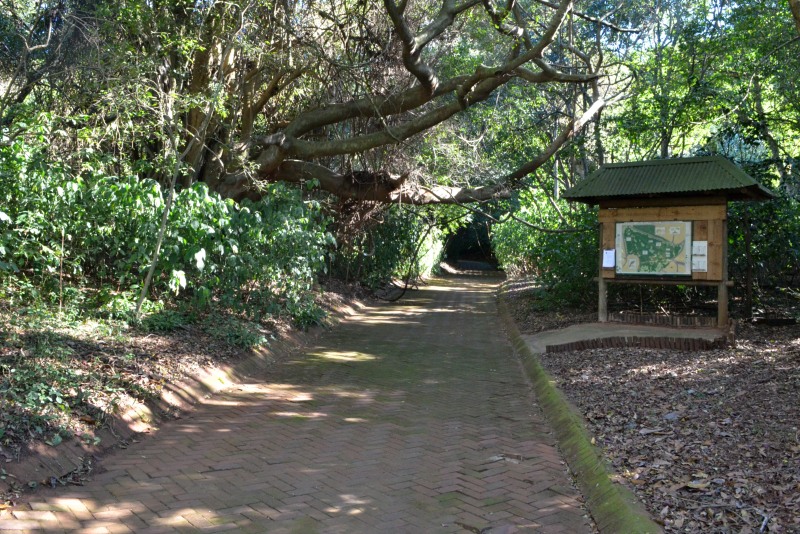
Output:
top-left (281, 65), bottom-right (595, 161)
top-left (285, 0), bottom-right (578, 139)
top-left (280, 74), bottom-right (511, 160)
top-left (259, 20), bottom-right (597, 170)
top-left (383, 0), bottom-right (482, 95)
top-left (243, 96), bottom-right (605, 206)
top-left (223, 92), bottom-right (605, 205)
top-left (283, 75), bottom-right (469, 138)
top-left (211, 0), bottom-right (606, 205)
top-left (384, 0), bottom-right (438, 95)
top-left (416, 0), bottom-right (482, 49)
top-left (272, 160), bottom-right (511, 204)
top-left (504, 96), bottom-right (606, 184)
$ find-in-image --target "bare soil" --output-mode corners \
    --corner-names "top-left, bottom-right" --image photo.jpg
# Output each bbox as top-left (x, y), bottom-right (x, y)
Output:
top-left (505, 279), bottom-right (800, 533)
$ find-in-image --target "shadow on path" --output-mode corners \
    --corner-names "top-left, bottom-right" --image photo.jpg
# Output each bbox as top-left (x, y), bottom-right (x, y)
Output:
top-left (7, 275), bottom-right (593, 533)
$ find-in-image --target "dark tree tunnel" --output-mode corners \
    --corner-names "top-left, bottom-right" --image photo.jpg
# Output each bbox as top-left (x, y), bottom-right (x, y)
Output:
top-left (443, 217), bottom-right (499, 271)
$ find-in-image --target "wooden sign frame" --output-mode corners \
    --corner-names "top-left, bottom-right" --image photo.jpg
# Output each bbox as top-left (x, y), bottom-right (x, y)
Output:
top-left (596, 197), bottom-right (729, 327)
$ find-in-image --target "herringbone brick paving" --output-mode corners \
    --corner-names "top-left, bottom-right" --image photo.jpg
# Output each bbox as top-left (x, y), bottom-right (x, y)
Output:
top-left (4, 276), bottom-right (593, 533)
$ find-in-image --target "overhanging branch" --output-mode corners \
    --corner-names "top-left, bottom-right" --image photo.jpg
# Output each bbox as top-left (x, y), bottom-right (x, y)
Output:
top-left (530, 0), bottom-right (640, 33)
top-left (504, 97), bottom-right (606, 185)
top-left (272, 160), bottom-right (511, 204)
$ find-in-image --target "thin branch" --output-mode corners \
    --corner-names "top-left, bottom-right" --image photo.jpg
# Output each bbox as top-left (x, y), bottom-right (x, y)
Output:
top-left (383, 0), bottom-right (440, 95)
top-left (504, 96), bottom-right (606, 185)
top-left (416, 0), bottom-right (482, 49)
top-left (504, 212), bottom-right (595, 233)
top-left (24, 12), bottom-right (54, 53)
top-left (482, 0), bottom-right (526, 40)
top-left (452, 199), bottom-right (594, 233)
top-left (530, 0), bottom-right (640, 33)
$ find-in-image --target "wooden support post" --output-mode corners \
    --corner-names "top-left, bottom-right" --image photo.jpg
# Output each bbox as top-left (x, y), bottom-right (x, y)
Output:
top-left (599, 276), bottom-right (608, 322)
top-left (598, 223), bottom-right (608, 322)
top-left (718, 281), bottom-right (728, 327)
top-left (718, 216), bottom-right (729, 328)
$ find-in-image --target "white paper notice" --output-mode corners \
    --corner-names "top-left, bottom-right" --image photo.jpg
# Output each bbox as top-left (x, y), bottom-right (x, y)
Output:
top-left (692, 240), bottom-right (708, 272)
top-left (602, 249), bottom-right (616, 268)
top-left (692, 240), bottom-right (708, 256)
top-left (692, 255), bottom-right (708, 272)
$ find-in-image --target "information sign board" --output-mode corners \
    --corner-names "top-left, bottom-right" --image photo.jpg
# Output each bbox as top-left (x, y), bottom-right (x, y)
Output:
top-left (615, 221), bottom-right (692, 276)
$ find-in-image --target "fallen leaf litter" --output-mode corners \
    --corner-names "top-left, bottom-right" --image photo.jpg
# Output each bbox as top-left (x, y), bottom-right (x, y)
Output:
top-left (505, 287), bottom-right (800, 533)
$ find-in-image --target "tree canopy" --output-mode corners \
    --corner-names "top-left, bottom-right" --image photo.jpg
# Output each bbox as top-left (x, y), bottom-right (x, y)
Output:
top-left (0, 0), bottom-right (637, 205)
top-left (2, 0), bottom-right (800, 309)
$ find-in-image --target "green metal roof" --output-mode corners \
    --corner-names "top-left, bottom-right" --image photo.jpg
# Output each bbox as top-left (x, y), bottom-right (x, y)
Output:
top-left (562, 156), bottom-right (775, 204)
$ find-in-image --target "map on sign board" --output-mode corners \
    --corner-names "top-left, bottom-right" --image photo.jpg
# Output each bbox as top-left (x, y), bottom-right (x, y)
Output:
top-left (615, 221), bottom-right (692, 276)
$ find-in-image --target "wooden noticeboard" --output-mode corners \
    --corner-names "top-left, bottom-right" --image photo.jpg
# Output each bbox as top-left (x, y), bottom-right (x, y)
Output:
top-left (596, 198), bottom-right (729, 327)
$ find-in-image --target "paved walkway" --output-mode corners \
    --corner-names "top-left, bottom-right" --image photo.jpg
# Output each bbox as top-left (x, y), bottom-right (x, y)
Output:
top-left (4, 276), bottom-right (592, 533)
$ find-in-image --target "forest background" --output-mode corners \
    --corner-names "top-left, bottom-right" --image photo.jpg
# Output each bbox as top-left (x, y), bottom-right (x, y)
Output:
top-left (1, 0), bottom-right (800, 514)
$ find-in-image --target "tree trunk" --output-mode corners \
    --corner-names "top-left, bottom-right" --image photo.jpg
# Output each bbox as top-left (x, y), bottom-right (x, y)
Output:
top-left (790, 0), bottom-right (800, 36)
top-left (744, 210), bottom-right (753, 321)
top-left (752, 76), bottom-right (787, 182)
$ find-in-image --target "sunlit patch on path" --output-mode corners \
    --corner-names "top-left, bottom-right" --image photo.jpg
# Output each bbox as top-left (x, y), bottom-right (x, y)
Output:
top-left (6, 276), bottom-right (593, 533)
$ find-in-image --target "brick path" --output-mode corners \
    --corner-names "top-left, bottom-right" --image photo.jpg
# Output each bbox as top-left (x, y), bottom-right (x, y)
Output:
top-left (4, 276), bottom-right (593, 533)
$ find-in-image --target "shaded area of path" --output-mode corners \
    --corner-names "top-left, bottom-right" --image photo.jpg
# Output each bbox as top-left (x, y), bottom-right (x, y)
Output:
top-left (5, 276), bottom-right (593, 533)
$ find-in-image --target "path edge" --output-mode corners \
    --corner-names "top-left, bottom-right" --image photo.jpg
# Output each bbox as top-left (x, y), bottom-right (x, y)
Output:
top-left (2, 295), bottom-right (366, 499)
top-left (496, 283), bottom-right (663, 534)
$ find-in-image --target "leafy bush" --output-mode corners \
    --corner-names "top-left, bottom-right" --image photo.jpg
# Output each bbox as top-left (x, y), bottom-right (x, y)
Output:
top-left (201, 314), bottom-right (270, 349)
top-left (730, 198), bottom-right (797, 283)
top-left (330, 205), bottom-right (447, 290)
top-left (140, 310), bottom-right (191, 333)
top-left (158, 182), bottom-right (333, 324)
top-left (0, 123), bottom-right (333, 325)
top-left (492, 190), bottom-right (597, 307)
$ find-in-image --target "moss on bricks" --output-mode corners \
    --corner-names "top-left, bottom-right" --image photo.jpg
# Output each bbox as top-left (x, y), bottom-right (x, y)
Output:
top-left (497, 284), bottom-right (662, 534)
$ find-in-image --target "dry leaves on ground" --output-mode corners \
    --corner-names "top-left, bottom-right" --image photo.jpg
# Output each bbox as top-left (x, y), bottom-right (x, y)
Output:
top-left (505, 282), bottom-right (800, 533)
top-left (541, 336), bottom-right (800, 533)
top-left (0, 285), bottom-right (361, 473)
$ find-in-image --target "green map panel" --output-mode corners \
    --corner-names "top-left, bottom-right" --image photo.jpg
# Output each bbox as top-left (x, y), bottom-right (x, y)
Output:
top-left (615, 221), bottom-right (691, 276)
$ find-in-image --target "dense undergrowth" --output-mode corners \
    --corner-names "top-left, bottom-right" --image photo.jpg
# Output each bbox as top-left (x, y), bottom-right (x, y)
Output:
top-left (0, 126), bottom-right (453, 460)
top-left (0, 132), bottom-right (334, 326)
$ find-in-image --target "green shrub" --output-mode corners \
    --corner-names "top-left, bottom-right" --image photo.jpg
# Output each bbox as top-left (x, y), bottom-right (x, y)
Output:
top-left (201, 314), bottom-right (270, 349)
top-left (492, 190), bottom-right (597, 307)
top-left (140, 309), bottom-right (190, 332)
top-left (0, 124), bottom-right (333, 325)
top-left (157, 182), bottom-right (333, 324)
top-left (330, 205), bottom-right (446, 289)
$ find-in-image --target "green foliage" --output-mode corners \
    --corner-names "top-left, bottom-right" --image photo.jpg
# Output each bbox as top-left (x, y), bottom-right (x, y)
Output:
top-left (0, 325), bottom-right (134, 447)
top-left (140, 310), bottom-right (191, 333)
top-left (417, 229), bottom-right (447, 279)
top-left (728, 165), bottom-right (800, 291)
top-left (160, 182), bottom-right (333, 324)
top-left (492, 190), bottom-right (597, 307)
top-left (330, 205), bottom-right (448, 290)
top-left (200, 314), bottom-right (270, 349)
top-left (0, 121), bottom-right (333, 325)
